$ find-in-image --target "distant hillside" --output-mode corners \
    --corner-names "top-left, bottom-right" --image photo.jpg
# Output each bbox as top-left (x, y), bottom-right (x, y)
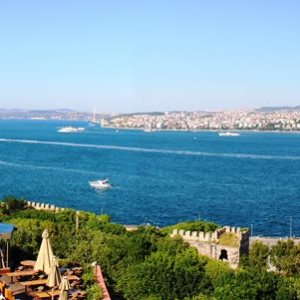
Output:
top-left (0, 108), bottom-right (76, 113)
top-left (256, 106), bottom-right (300, 112)
top-left (115, 110), bottom-right (209, 117)
top-left (118, 111), bottom-right (165, 117)
top-left (27, 109), bottom-right (76, 113)
top-left (0, 108), bottom-right (27, 112)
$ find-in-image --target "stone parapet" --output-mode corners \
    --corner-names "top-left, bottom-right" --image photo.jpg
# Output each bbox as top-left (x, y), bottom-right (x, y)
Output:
top-left (171, 226), bottom-right (243, 243)
top-left (26, 201), bottom-right (64, 212)
top-left (171, 225), bottom-right (249, 269)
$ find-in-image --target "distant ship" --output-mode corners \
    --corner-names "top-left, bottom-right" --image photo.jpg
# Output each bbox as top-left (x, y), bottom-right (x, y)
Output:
top-left (30, 117), bottom-right (46, 120)
top-left (89, 179), bottom-right (111, 190)
top-left (144, 128), bottom-right (156, 133)
top-left (218, 132), bottom-right (240, 137)
top-left (57, 126), bottom-right (85, 133)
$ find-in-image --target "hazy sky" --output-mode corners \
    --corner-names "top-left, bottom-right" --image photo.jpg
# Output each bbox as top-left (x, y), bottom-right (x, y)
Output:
top-left (0, 1), bottom-right (300, 113)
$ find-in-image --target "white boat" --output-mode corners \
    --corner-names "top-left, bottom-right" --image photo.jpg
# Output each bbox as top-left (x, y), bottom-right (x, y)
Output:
top-left (218, 132), bottom-right (240, 137)
top-left (57, 126), bottom-right (85, 133)
top-left (89, 179), bottom-right (111, 190)
top-left (144, 128), bottom-right (156, 132)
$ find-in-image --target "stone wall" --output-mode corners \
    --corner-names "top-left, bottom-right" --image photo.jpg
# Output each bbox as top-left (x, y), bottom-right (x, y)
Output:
top-left (250, 236), bottom-right (300, 248)
top-left (26, 201), bottom-right (66, 213)
top-left (171, 226), bottom-right (245, 242)
top-left (171, 226), bottom-right (249, 269)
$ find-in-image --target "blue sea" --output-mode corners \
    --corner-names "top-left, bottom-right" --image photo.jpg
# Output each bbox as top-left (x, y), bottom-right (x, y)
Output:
top-left (0, 120), bottom-right (299, 236)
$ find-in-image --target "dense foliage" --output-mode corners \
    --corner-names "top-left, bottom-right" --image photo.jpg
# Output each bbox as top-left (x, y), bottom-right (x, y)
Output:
top-left (239, 241), bottom-right (270, 271)
top-left (82, 266), bottom-right (103, 300)
top-left (0, 196), bottom-right (300, 299)
top-left (162, 220), bottom-right (220, 234)
top-left (270, 240), bottom-right (300, 275)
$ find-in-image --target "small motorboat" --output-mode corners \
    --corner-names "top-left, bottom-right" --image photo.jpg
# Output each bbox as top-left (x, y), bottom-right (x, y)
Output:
top-left (89, 179), bottom-right (111, 190)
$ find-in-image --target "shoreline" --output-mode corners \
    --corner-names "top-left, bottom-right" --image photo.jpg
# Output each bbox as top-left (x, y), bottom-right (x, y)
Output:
top-left (102, 125), bottom-right (300, 135)
top-left (24, 200), bottom-right (299, 239)
top-left (1, 119), bottom-right (300, 134)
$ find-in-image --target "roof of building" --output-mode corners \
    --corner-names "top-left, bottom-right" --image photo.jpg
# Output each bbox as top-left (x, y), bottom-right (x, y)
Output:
top-left (0, 223), bottom-right (15, 240)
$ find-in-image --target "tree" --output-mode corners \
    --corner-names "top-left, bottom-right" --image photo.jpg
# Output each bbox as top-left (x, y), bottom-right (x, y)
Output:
top-left (6, 197), bottom-right (300, 299)
top-left (248, 241), bottom-right (270, 270)
top-left (214, 269), bottom-right (279, 300)
top-left (118, 243), bottom-right (211, 300)
top-left (276, 277), bottom-right (298, 300)
top-left (83, 266), bottom-right (103, 300)
top-left (205, 259), bottom-right (233, 287)
top-left (10, 218), bottom-right (54, 261)
top-left (270, 240), bottom-right (300, 275)
top-left (1, 196), bottom-right (27, 215)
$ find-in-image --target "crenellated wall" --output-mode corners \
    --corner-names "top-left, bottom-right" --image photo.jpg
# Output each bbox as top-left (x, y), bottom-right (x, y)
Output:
top-left (171, 226), bottom-right (244, 242)
top-left (26, 201), bottom-right (66, 212)
top-left (171, 226), bottom-right (249, 269)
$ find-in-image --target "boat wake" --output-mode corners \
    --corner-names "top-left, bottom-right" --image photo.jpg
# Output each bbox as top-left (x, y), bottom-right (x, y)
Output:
top-left (0, 158), bottom-right (102, 175)
top-left (0, 138), bottom-right (300, 161)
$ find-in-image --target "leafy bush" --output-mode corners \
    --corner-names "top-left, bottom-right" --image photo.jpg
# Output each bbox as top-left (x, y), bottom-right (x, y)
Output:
top-left (13, 208), bottom-right (56, 221)
top-left (218, 233), bottom-right (239, 247)
top-left (3, 197), bottom-right (300, 300)
top-left (86, 284), bottom-right (103, 300)
top-left (83, 267), bottom-right (103, 300)
top-left (0, 196), bottom-right (27, 215)
top-left (82, 266), bottom-right (96, 288)
top-left (271, 240), bottom-right (300, 275)
top-left (117, 240), bottom-right (211, 300)
top-left (214, 269), bottom-right (280, 300)
top-left (248, 241), bottom-right (270, 270)
top-left (162, 220), bottom-right (220, 234)
top-left (205, 260), bottom-right (233, 287)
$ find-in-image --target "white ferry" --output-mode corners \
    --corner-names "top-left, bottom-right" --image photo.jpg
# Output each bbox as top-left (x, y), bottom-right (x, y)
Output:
top-left (218, 132), bottom-right (240, 137)
top-left (57, 126), bottom-right (85, 133)
top-left (144, 128), bottom-right (156, 133)
top-left (89, 179), bottom-right (111, 190)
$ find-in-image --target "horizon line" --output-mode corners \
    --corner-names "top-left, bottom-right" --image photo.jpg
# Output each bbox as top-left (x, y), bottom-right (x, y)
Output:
top-left (1, 105), bottom-right (300, 114)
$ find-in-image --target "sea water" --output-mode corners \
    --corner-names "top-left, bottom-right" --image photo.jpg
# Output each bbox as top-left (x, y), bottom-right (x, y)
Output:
top-left (0, 120), bottom-right (299, 236)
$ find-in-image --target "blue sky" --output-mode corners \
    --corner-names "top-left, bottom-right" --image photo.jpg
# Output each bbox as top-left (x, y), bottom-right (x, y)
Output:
top-left (0, 1), bottom-right (299, 113)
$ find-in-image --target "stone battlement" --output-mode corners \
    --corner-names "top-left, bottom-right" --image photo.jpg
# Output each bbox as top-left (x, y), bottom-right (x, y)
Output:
top-left (171, 226), bottom-right (244, 243)
top-left (171, 225), bottom-right (249, 269)
top-left (26, 201), bottom-right (66, 213)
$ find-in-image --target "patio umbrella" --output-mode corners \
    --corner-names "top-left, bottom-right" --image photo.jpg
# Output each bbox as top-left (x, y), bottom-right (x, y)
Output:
top-left (58, 276), bottom-right (71, 300)
top-left (47, 256), bottom-right (62, 300)
top-left (34, 229), bottom-right (54, 275)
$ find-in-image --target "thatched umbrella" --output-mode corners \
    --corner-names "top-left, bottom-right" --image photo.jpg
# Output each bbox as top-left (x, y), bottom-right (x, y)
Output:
top-left (58, 276), bottom-right (71, 300)
top-left (34, 229), bottom-right (54, 275)
top-left (47, 256), bottom-right (62, 300)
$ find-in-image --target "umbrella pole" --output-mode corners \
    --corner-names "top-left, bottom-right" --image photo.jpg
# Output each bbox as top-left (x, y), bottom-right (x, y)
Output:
top-left (52, 287), bottom-right (54, 300)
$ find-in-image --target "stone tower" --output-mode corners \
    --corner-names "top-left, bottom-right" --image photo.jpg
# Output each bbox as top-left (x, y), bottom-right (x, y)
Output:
top-left (171, 226), bottom-right (249, 268)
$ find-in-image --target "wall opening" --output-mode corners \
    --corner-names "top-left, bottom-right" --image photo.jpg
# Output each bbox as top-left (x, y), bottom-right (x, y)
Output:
top-left (219, 249), bottom-right (228, 260)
